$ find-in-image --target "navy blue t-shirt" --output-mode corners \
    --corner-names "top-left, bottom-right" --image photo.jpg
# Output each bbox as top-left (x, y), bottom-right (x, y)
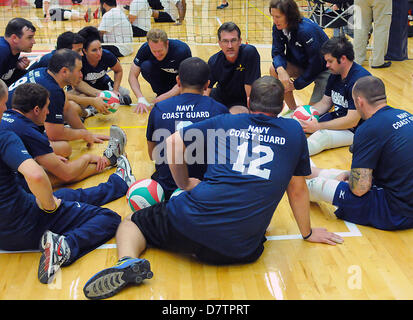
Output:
top-left (208, 44), bottom-right (261, 107)
top-left (352, 106), bottom-right (413, 218)
top-left (7, 68), bottom-right (66, 124)
top-left (82, 49), bottom-right (118, 90)
top-left (133, 39), bottom-right (192, 94)
top-left (0, 130), bottom-right (33, 229)
top-left (0, 37), bottom-right (21, 85)
top-left (271, 18), bottom-right (328, 90)
top-left (166, 113), bottom-right (310, 258)
top-left (146, 93), bottom-right (229, 196)
top-left (0, 110), bottom-right (53, 158)
top-left (323, 62), bottom-right (371, 129)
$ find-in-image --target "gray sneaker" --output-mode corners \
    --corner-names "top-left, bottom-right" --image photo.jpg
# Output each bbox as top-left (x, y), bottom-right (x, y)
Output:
top-left (38, 230), bottom-right (71, 284)
top-left (103, 125), bottom-right (127, 166)
top-left (119, 94), bottom-right (132, 106)
top-left (84, 105), bottom-right (98, 118)
top-left (115, 155), bottom-right (136, 187)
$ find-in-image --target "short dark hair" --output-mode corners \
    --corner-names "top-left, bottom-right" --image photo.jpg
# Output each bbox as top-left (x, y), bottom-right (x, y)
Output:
top-left (269, 0), bottom-right (302, 31)
top-left (56, 31), bottom-right (84, 50)
top-left (320, 36), bottom-right (354, 62)
top-left (178, 57), bottom-right (210, 90)
top-left (217, 22), bottom-right (241, 40)
top-left (78, 26), bottom-right (101, 50)
top-left (48, 48), bottom-right (82, 74)
top-left (5, 18), bottom-right (36, 38)
top-left (100, 0), bottom-right (117, 6)
top-left (353, 76), bottom-right (387, 105)
top-left (249, 76), bottom-right (284, 115)
top-left (12, 83), bottom-right (49, 113)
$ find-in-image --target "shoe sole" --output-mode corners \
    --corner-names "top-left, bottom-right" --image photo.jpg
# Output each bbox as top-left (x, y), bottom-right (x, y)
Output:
top-left (111, 125), bottom-right (127, 154)
top-left (38, 231), bottom-right (55, 284)
top-left (83, 259), bottom-right (153, 300)
top-left (118, 155), bottom-right (136, 185)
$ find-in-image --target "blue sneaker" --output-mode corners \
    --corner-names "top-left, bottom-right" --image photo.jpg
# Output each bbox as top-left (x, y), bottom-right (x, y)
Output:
top-left (83, 257), bottom-right (153, 300)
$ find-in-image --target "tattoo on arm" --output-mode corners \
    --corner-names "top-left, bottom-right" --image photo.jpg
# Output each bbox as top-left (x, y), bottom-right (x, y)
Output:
top-left (349, 168), bottom-right (373, 196)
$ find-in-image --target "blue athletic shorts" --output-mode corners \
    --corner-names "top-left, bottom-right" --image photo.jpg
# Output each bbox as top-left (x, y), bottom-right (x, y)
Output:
top-left (333, 182), bottom-right (413, 230)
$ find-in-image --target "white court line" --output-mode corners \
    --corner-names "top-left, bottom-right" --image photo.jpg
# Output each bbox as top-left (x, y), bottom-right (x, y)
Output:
top-left (0, 222), bottom-right (362, 254)
top-left (266, 221), bottom-right (362, 241)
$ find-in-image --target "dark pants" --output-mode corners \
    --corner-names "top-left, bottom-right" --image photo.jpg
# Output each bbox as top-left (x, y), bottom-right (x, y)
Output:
top-left (154, 11), bottom-right (175, 22)
top-left (0, 174), bottom-right (128, 265)
top-left (102, 45), bottom-right (123, 58)
top-left (140, 60), bottom-right (177, 96)
top-left (132, 25), bottom-right (148, 38)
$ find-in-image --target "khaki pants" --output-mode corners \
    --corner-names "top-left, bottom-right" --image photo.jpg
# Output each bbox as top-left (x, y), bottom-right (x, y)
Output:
top-left (353, 0), bottom-right (392, 66)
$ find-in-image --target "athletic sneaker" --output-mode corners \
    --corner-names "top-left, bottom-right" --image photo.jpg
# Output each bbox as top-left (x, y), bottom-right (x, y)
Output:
top-left (84, 105), bottom-right (98, 118)
top-left (84, 8), bottom-right (91, 22)
top-left (217, 2), bottom-right (229, 9)
top-left (83, 257), bottom-right (153, 300)
top-left (38, 230), bottom-right (71, 284)
top-left (72, 0), bottom-right (82, 4)
top-left (103, 125), bottom-right (127, 166)
top-left (119, 94), bottom-right (132, 106)
top-left (115, 155), bottom-right (136, 187)
top-left (93, 7), bottom-right (100, 19)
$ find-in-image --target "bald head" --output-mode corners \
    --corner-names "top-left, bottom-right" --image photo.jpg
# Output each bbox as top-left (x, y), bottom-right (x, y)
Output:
top-left (352, 76), bottom-right (387, 106)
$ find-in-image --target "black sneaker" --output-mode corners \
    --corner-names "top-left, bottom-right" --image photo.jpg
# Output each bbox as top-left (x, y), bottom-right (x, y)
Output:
top-left (217, 2), bottom-right (229, 9)
top-left (38, 230), bottom-right (71, 284)
top-left (83, 257), bottom-right (153, 300)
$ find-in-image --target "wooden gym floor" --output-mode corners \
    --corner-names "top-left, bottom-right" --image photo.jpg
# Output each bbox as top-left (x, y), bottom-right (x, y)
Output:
top-left (1, 0), bottom-right (413, 300)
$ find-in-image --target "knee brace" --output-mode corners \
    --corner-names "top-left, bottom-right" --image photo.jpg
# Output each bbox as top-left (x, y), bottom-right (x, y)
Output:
top-left (318, 168), bottom-right (347, 180)
top-left (307, 129), bottom-right (354, 156)
top-left (306, 177), bottom-right (340, 203)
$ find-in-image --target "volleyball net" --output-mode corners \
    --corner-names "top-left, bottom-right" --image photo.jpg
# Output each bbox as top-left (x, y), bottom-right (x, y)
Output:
top-left (0, 0), bottom-right (311, 46)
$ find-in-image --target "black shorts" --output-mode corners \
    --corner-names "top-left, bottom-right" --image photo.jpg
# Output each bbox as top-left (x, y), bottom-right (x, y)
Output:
top-left (48, 9), bottom-right (71, 21)
top-left (130, 202), bottom-right (265, 265)
top-left (210, 87), bottom-right (246, 108)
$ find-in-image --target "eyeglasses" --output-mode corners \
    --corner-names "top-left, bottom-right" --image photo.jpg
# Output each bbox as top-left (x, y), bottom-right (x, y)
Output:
top-left (220, 38), bottom-right (240, 45)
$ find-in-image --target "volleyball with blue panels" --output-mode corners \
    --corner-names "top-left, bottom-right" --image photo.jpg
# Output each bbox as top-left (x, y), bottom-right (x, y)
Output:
top-left (292, 105), bottom-right (320, 122)
top-left (126, 179), bottom-right (165, 212)
top-left (99, 90), bottom-right (120, 113)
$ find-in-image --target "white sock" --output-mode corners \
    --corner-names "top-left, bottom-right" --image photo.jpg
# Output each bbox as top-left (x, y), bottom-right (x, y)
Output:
top-left (64, 10), bottom-right (74, 20)
top-left (306, 177), bottom-right (340, 203)
top-left (307, 129), bottom-right (354, 156)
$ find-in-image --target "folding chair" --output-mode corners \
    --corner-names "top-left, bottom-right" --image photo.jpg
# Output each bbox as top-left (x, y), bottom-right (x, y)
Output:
top-left (306, 0), bottom-right (354, 36)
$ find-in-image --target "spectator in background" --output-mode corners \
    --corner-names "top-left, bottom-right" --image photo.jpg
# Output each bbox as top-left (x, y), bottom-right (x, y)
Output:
top-left (98, 0), bottom-right (134, 57)
top-left (128, 0), bottom-right (152, 37)
top-left (353, 0), bottom-right (392, 68)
